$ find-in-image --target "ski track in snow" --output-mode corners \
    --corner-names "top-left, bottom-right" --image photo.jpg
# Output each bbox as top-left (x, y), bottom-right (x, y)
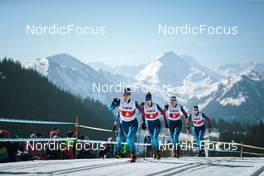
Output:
top-left (0, 157), bottom-right (264, 176)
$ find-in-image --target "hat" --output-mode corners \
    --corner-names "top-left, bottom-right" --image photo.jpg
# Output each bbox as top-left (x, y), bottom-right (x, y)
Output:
top-left (145, 92), bottom-right (152, 101)
top-left (124, 87), bottom-right (131, 95)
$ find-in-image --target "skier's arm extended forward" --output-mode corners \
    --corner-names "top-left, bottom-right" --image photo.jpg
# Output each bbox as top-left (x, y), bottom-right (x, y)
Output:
top-left (109, 98), bottom-right (120, 130)
top-left (109, 98), bottom-right (120, 111)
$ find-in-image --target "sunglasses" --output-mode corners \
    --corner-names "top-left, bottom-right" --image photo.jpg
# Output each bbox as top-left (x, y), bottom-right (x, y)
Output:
top-left (146, 100), bottom-right (152, 103)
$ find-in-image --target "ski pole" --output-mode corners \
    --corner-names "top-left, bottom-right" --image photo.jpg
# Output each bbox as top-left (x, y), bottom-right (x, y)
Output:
top-left (205, 129), bottom-right (211, 158)
top-left (163, 127), bottom-right (166, 144)
top-left (113, 130), bottom-right (117, 145)
top-left (137, 127), bottom-right (141, 156)
top-left (142, 130), bottom-right (147, 160)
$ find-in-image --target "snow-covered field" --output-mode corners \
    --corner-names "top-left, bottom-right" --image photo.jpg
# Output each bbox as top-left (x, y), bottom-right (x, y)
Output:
top-left (1, 157), bottom-right (264, 176)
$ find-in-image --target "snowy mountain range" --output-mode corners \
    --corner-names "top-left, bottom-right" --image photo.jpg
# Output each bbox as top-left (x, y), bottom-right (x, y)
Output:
top-left (203, 71), bottom-right (264, 121)
top-left (24, 52), bottom-right (264, 121)
top-left (217, 62), bottom-right (264, 77)
top-left (25, 54), bottom-right (126, 103)
top-left (24, 54), bottom-right (149, 105)
top-left (135, 52), bottom-right (221, 86)
top-left (89, 61), bottom-right (146, 78)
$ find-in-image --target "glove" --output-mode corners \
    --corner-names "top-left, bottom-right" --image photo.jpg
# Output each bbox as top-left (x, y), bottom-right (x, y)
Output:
top-left (141, 122), bottom-right (147, 130)
top-left (112, 124), bottom-right (117, 132)
top-left (164, 104), bottom-right (169, 110)
top-left (140, 102), bottom-right (145, 108)
top-left (113, 98), bottom-right (118, 104)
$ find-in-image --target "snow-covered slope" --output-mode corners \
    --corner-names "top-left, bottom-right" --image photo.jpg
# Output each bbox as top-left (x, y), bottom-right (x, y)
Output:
top-left (179, 68), bottom-right (219, 99)
top-left (135, 52), bottom-right (221, 87)
top-left (88, 61), bottom-right (114, 73)
top-left (217, 62), bottom-right (264, 78)
top-left (133, 52), bottom-right (222, 107)
top-left (24, 58), bottom-right (49, 76)
top-left (202, 71), bottom-right (264, 121)
top-left (1, 158), bottom-right (263, 176)
top-left (135, 52), bottom-right (192, 86)
top-left (114, 64), bottom-right (147, 78)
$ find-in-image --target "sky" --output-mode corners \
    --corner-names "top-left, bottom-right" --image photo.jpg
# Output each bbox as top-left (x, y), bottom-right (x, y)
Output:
top-left (0, 0), bottom-right (264, 68)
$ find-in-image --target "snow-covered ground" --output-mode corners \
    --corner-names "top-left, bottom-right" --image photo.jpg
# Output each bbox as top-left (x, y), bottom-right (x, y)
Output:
top-left (1, 157), bottom-right (264, 176)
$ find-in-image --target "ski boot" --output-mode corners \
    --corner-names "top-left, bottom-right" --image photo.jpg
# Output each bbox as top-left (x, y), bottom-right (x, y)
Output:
top-left (198, 149), bottom-right (205, 157)
top-left (173, 144), bottom-right (180, 158)
top-left (152, 150), bottom-right (157, 159)
top-left (156, 150), bottom-right (161, 160)
top-left (173, 149), bottom-right (180, 158)
top-left (130, 153), bottom-right (137, 163)
top-left (115, 151), bottom-right (122, 158)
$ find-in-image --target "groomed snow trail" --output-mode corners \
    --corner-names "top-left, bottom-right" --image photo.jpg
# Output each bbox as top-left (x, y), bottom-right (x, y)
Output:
top-left (0, 157), bottom-right (264, 176)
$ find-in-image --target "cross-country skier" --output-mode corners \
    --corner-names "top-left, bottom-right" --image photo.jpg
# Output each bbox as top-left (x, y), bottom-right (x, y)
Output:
top-left (109, 88), bottom-right (141, 162)
top-left (141, 92), bottom-right (167, 160)
top-left (110, 97), bottom-right (123, 158)
top-left (189, 105), bottom-right (212, 157)
top-left (164, 96), bottom-right (189, 158)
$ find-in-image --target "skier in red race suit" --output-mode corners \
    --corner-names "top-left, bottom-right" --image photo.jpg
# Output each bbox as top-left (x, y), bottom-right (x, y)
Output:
top-left (189, 105), bottom-right (212, 157)
top-left (164, 96), bottom-right (189, 158)
top-left (110, 88), bottom-right (142, 162)
top-left (140, 92), bottom-right (168, 159)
